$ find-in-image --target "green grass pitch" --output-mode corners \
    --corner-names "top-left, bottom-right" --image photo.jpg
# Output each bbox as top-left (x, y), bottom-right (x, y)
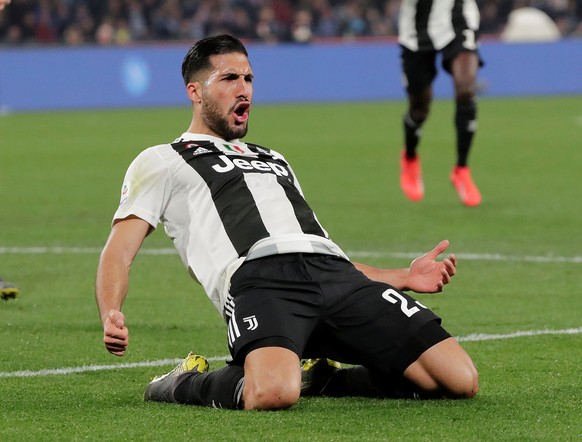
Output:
top-left (0, 97), bottom-right (580, 441)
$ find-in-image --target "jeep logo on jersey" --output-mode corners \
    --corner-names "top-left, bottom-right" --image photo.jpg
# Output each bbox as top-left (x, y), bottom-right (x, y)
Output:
top-left (211, 154), bottom-right (289, 177)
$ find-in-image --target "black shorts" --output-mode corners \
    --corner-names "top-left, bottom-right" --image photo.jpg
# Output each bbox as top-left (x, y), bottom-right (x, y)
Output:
top-left (226, 253), bottom-right (450, 375)
top-left (400, 35), bottom-right (484, 94)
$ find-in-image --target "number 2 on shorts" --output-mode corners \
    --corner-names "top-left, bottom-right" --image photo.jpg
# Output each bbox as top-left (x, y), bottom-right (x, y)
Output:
top-left (381, 289), bottom-right (427, 317)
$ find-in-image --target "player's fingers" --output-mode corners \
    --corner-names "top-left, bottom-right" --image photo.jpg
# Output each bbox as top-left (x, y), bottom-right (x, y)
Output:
top-left (105, 327), bottom-right (128, 340)
top-left (105, 344), bottom-right (126, 356)
top-left (108, 310), bottom-right (125, 329)
top-left (104, 340), bottom-right (126, 351)
top-left (440, 268), bottom-right (452, 284)
top-left (104, 334), bottom-right (128, 356)
top-left (443, 258), bottom-right (456, 276)
top-left (427, 240), bottom-right (449, 259)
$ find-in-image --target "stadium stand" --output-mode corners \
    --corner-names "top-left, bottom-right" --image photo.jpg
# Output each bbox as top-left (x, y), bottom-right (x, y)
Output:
top-left (1, 0), bottom-right (581, 46)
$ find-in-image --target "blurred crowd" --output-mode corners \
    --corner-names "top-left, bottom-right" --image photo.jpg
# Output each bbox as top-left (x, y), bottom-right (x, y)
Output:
top-left (1, 0), bottom-right (581, 46)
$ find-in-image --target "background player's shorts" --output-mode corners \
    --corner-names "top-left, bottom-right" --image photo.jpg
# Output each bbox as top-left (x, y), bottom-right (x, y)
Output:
top-left (400, 35), bottom-right (484, 94)
top-left (226, 253), bottom-right (451, 375)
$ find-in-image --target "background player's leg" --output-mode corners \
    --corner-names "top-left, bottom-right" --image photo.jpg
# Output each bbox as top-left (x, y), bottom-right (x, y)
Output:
top-left (449, 51), bottom-right (482, 206)
top-left (401, 86), bottom-right (433, 201)
top-left (404, 86), bottom-right (432, 159)
top-left (451, 51), bottom-right (479, 167)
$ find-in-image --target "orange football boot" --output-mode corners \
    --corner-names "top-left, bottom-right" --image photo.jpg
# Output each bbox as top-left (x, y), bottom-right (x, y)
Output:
top-left (400, 150), bottom-right (424, 202)
top-left (450, 166), bottom-right (481, 207)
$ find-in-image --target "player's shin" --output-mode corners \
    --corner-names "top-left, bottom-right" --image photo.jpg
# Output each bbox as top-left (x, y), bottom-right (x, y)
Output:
top-left (322, 365), bottom-right (442, 399)
top-left (174, 365), bottom-right (245, 409)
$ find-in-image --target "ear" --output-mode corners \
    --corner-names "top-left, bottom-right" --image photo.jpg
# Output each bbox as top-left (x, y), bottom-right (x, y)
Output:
top-left (186, 82), bottom-right (202, 104)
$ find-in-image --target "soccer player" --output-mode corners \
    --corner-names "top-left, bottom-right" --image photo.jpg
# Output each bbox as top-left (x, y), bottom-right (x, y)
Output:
top-left (1, 7), bottom-right (18, 302)
top-left (398, 0), bottom-right (483, 206)
top-left (0, 276), bottom-right (19, 300)
top-left (95, 34), bottom-right (478, 410)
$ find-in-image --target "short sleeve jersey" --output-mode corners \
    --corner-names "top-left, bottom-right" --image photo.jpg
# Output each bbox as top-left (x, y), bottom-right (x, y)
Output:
top-left (114, 133), bottom-right (348, 318)
top-left (398, 0), bottom-right (480, 52)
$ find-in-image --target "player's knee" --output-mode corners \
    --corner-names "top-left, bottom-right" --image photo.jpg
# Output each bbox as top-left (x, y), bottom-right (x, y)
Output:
top-left (455, 87), bottom-right (476, 104)
top-left (447, 362), bottom-right (479, 399)
top-left (409, 107), bottom-right (429, 123)
top-left (243, 382), bottom-right (300, 410)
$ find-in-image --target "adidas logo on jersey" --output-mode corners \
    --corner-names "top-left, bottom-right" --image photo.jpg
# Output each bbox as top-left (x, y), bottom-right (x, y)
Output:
top-left (211, 154), bottom-right (289, 177)
top-left (192, 147), bottom-right (212, 156)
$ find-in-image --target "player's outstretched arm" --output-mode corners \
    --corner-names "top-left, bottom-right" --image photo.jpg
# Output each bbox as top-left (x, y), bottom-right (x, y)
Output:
top-left (353, 240), bottom-right (456, 293)
top-left (95, 216), bottom-right (151, 356)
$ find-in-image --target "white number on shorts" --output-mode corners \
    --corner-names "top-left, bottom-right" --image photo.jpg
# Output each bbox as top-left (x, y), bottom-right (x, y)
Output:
top-left (381, 289), bottom-right (426, 317)
top-left (462, 29), bottom-right (477, 50)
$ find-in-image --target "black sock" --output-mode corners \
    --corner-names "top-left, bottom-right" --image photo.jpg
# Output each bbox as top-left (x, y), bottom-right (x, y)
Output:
top-left (403, 112), bottom-right (424, 159)
top-left (322, 365), bottom-right (439, 400)
top-left (455, 101), bottom-right (477, 167)
top-left (174, 364), bottom-right (245, 409)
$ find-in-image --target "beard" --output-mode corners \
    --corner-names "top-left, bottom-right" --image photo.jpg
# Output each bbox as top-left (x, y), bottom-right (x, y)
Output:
top-left (201, 95), bottom-right (249, 141)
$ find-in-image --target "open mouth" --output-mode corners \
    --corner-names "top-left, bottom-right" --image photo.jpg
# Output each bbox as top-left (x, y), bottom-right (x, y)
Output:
top-left (233, 101), bottom-right (250, 124)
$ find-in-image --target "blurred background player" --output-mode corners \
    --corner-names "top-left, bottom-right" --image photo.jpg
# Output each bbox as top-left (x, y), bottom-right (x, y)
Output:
top-left (0, 276), bottom-right (19, 300)
top-left (398, 0), bottom-right (483, 206)
top-left (0, 1), bottom-right (16, 300)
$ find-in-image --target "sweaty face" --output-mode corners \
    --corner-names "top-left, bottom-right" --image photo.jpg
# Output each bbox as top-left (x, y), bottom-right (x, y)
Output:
top-left (199, 53), bottom-right (253, 140)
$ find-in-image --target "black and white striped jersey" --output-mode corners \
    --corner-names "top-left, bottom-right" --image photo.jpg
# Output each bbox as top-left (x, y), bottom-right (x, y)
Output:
top-left (398, 0), bottom-right (480, 52)
top-left (114, 133), bottom-right (348, 318)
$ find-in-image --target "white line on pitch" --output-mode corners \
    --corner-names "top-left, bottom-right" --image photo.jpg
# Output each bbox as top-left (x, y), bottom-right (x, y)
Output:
top-left (0, 246), bottom-right (581, 264)
top-left (456, 327), bottom-right (582, 342)
top-left (0, 327), bottom-right (580, 379)
top-left (0, 356), bottom-right (225, 379)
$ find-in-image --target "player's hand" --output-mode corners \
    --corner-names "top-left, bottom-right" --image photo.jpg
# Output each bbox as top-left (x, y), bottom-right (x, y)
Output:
top-left (407, 240), bottom-right (457, 293)
top-left (103, 309), bottom-right (129, 356)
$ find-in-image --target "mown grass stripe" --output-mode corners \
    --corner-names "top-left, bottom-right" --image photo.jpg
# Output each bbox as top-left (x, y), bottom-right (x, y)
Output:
top-left (1, 246), bottom-right (581, 264)
top-left (1, 328), bottom-right (579, 379)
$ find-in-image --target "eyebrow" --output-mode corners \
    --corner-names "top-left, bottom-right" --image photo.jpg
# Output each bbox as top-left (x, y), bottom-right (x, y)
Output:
top-left (222, 70), bottom-right (253, 79)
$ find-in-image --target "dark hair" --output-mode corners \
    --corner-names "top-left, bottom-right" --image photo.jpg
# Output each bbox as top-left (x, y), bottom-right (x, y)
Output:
top-left (181, 34), bottom-right (249, 85)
